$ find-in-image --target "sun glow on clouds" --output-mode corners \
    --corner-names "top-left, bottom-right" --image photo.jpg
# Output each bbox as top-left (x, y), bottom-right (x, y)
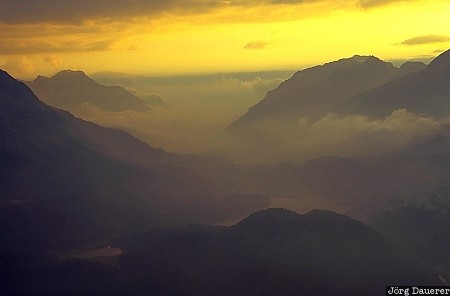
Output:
top-left (0, 0), bottom-right (449, 77)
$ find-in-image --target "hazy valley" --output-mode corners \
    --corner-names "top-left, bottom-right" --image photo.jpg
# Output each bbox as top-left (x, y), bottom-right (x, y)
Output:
top-left (2, 48), bottom-right (450, 295)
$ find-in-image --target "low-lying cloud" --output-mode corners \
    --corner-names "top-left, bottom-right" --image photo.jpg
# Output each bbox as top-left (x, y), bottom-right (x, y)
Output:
top-left (58, 71), bottom-right (291, 154)
top-left (230, 109), bottom-right (440, 163)
top-left (27, 69), bottom-right (441, 164)
top-left (73, 100), bottom-right (441, 165)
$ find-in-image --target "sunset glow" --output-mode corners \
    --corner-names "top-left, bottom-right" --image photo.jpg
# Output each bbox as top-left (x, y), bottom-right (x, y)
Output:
top-left (1, 0), bottom-right (449, 78)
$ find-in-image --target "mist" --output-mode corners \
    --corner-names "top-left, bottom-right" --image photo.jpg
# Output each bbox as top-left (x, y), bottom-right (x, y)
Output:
top-left (229, 109), bottom-right (441, 164)
top-left (69, 70), bottom-right (441, 164)
top-left (2, 0), bottom-right (450, 291)
top-left (77, 71), bottom-right (292, 154)
top-left (3, 49), bottom-right (450, 295)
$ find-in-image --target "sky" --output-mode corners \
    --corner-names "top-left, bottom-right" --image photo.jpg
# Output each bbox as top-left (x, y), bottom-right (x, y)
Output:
top-left (0, 0), bottom-right (450, 79)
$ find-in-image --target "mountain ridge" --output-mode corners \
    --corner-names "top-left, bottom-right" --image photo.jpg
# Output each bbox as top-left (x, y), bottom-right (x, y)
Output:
top-left (27, 69), bottom-right (150, 113)
top-left (230, 54), bottom-right (426, 129)
top-left (117, 207), bottom-right (438, 296)
top-left (337, 49), bottom-right (450, 118)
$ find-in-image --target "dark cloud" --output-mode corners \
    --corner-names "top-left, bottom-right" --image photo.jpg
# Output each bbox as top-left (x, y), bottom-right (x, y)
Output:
top-left (0, 0), bottom-right (229, 24)
top-left (0, 0), bottom-right (410, 25)
top-left (0, 38), bottom-right (115, 55)
top-left (400, 35), bottom-right (450, 46)
top-left (358, 0), bottom-right (405, 8)
top-left (232, 0), bottom-right (322, 4)
top-left (231, 0), bottom-right (312, 3)
top-left (244, 41), bottom-right (271, 50)
top-left (43, 55), bottom-right (63, 68)
top-left (0, 0), bottom-right (366, 25)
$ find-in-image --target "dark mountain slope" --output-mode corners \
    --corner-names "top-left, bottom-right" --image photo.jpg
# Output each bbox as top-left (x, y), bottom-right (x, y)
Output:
top-left (118, 208), bottom-right (438, 296)
top-left (0, 69), bottom-right (273, 295)
top-left (398, 133), bottom-right (450, 157)
top-left (338, 49), bottom-right (450, 118)
top-left (63, 114), bottom-right (172, 166)
top-left (371, 186), bottom-right (450, 273)
top-left (5, 209), bottom-right (438, 295)
top-left (0, 69), bottom-right (224, 252)
top-left (26, 70), bottom-right (149, 113)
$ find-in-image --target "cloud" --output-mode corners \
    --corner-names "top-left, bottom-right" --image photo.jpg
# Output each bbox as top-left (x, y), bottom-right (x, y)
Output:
top-left (229, 0), bottom-right (316, 3)
top-left (400, 35), bottom-right (450, 46)
top-left (43, 55), bottom-right (63, 68)
top-left (1, 56), bottom-right (35, 79)
top-left (0, 38), bottom-right (115, 55)
top-left (230, 109), bottom-right (440, 163)
top-left (0, 0), bottom-right (434, 25)
top-left (358, 0), bottom-right (406, 8)
top-left (0, 0), bottom-right (221, 24)
top-left (140, 94), bottom-right (166, 107)
top-left (0, 0), bottom-right (378, 25)
top-left (434, 48), bottom-right (448, 54)
top-left (243, 41), bottom-right (271, 50)
top-left (55, 71), bottom-right (291, 154)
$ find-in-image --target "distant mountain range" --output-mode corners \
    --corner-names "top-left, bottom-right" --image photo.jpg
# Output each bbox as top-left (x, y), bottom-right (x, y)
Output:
top-left (188, 152), bottom-right (450, 216)
top-left (231, 55), bottom-right (427, 128)
top-left (26, 70), bottom-right (150, 113)
top-left (231, 50), bottom-right (450, 131)
top-left (338, 49), bottom-right (450, 118)
top-left (178, 122), bottom-right (450, 223)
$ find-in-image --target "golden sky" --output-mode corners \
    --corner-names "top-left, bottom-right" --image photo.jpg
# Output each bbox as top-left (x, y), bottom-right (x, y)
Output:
top-left (0, 0), bottom-right (449, 78)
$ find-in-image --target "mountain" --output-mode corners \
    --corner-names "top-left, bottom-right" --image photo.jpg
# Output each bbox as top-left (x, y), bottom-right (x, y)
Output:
top-left (231, 55), bottom-right (425, 129)
top-left (183, 139), bottom-right (450, 222)
top-left (26, 70), bottom-right (149, 113)
top-left (5, 208), bottom-right (437, 295)
top-left (397, 133), bottom-right (450, 157)
top-left (371, 186), bottom-right (450, 274)
top-left (115, 208), bottom-right (437, 296)
top-left (66, 116), bottom-right (172, 166)
top-left (0, 69), bottom-right (269, 254)
top-left (338, 49), bottom-right (450, 119)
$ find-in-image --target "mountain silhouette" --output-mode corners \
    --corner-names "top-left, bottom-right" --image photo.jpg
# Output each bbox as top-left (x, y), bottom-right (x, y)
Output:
top-left (338, 49), bottom-right (450, 118)
top-left (26, 70), bottom-right (149, 113)
top-left (117, 208), bottom-right (437, 296)
top-left (1, 69), bottom-right (264, 253)
top-left (371, 186), bottom-right (450, 272)
top-left (4, 208), bottom-right (438, 295)
top-left (1, 69), bottom-right (276, 296)
top-left (230, 55), bottom-right (425, 129)
top-left (397, 133), bottom-right (450, 157)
